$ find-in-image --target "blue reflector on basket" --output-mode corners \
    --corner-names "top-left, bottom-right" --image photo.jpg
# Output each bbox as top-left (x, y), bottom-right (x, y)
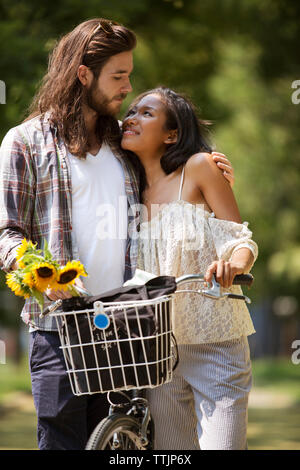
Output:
top-left (94, 313), bottom-right (110, 330)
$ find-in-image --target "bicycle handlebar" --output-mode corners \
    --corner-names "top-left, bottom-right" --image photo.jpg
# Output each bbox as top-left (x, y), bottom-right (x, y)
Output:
top-left (176, 273), bottom-right (253, 287)
top-left (232, 273), bottom-right (254, 286)
top-left (175, 273), bottom-right (254, 304)
top-left (40, 272), bottom-right (254, 318)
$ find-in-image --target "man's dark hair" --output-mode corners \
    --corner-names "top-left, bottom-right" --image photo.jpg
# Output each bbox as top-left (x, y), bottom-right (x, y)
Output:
top-left (26, 18), bottom-right (136, 158)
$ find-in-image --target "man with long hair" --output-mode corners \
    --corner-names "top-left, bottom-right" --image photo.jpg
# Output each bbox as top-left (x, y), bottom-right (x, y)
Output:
top-left (0, 18), bottom-right (234, 450)
top-left (0, 18), bottom-right (139, 450)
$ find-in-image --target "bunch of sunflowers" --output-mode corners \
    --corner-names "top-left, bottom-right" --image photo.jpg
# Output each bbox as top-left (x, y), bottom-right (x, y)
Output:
top-left (6, 238), bottom-right (87, 311)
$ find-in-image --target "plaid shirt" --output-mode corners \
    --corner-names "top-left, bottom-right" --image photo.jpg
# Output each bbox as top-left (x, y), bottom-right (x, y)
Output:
top-left (0, 114), bottom-right (140, 331)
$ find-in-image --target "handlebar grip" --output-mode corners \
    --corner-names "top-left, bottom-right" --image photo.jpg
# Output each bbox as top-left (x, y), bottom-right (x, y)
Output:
top-left (39, 299), bottom-right (62, 318)
top-left (39, 307), bottom-right (50, 319)
top-left (232, 273), bottom-right (254, 287)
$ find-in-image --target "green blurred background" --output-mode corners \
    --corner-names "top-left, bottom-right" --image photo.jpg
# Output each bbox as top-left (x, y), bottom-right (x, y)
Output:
top-left (1, 0), bottom-right (300, 450)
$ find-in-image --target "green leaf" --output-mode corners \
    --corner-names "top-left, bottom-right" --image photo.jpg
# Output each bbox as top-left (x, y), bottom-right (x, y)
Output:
top-left (30, 288), bottom-right (44, 312)
top-left (67, 284), bottom-right (80, 297)
top-left (21, 254), bottom-right (45, 265)
top-left (43, 238), bottom-right (53, 261)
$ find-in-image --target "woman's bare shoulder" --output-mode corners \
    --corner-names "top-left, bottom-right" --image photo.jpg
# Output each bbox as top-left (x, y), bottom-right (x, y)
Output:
top-left (185, 152), bottom-right (221, 181)
top-left (186, 153), bottom-right (241, 222)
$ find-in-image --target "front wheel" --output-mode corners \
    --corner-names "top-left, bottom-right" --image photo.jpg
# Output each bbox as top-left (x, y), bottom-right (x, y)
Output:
top-left (85, 414), bottom-right (144, 450)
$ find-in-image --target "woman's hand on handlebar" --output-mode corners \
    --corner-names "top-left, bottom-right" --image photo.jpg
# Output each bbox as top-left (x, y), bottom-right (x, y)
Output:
top-left (204, 260), bottom-right (245, 289)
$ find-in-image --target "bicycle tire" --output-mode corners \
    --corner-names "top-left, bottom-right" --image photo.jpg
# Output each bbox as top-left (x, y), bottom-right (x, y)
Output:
top-left (85, 414), bottom-right (145, 450)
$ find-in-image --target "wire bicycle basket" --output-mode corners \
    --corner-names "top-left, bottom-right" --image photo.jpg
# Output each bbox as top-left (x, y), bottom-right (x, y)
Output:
top-left (49, 276), bottom-right (178, 396)
top-left (46, 272), bottom-right (253, 397)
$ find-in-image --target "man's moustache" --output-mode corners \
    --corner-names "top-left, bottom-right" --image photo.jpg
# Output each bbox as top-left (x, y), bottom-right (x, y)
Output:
top-left (113, 94), bottom-right (127, 101)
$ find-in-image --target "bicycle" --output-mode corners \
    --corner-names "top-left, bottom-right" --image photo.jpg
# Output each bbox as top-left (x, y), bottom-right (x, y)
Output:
top-left (41, 271), bottom-right (254, 450)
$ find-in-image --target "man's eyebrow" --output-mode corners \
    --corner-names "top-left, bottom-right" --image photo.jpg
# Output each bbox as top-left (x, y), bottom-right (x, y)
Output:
top-left (110, 69), bottom-right (132, 74)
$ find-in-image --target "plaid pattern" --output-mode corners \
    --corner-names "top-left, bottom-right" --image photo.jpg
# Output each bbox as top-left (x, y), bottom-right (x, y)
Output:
top-left (0, 114), bottom-right (140, 331)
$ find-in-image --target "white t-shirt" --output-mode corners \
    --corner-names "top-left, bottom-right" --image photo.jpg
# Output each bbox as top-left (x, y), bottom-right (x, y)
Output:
top-left (68, 143), bottom-right (127, 295)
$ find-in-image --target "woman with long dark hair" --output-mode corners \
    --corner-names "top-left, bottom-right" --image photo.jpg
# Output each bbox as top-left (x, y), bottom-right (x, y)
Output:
top-left (121, 87), bottom-right (258, 450)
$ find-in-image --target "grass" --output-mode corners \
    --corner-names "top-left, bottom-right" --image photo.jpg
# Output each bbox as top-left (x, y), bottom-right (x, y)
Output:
top-left (0, 356), bottom-right (31, 400)
top-left (0, 357), bottom-right (300, 450)
top-left (0, 356), bottom-right (36, 450)
top-left (248, 408), bottom-right (300, 450)
top-left (0, 395), bottom-right (37, 450)
top-left (251, 357), bottom-right (300, 403)
top-left (248, 357), bottom-right (300, 450)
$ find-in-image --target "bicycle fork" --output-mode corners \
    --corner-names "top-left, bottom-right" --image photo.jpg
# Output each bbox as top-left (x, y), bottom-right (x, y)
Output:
top-left (108, 396), bottom-right (151, 449)
top-left (130, 397), bottom-right (151, 447)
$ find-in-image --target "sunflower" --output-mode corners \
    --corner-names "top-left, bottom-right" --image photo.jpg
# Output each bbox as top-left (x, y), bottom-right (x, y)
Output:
top-left (53, 261), bottom-right (87, 291)
top-left (16, 238), bottom-right (38, 268)
top-left (22, 271), bottom-right (36, 289)
top-left (15, 239), bottom-right (30, 268)
top-left (31, 262), bottom-right (57, 292)
top-left (6, 272), bottom-right (30, 299)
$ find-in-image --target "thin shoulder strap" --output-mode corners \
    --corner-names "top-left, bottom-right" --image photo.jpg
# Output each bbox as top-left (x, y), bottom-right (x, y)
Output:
top-left (178, 165), bottom-right (185, 200)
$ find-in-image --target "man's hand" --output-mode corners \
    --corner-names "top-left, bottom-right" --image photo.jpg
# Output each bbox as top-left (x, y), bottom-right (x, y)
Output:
top-left (211, 152), bottom-right (235, 188)
top-left (45, 277), bottom-right (86, 301)
top-left (45, 287), bottom-right (72, 301)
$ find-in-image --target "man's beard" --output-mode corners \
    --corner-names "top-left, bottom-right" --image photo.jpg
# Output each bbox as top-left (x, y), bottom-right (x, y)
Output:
top-left (85, 79), bottom-right (126, 117)
top-left (82, 79), bottom-right (125, 145)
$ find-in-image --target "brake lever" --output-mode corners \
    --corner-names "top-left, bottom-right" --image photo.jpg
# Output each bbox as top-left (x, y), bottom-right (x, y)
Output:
top-left (202, 276), bottom-right (222, 299)
top-left (202, 276), bottom-right (251, 304)
top-left (222, 292), bottom-right (251, 304)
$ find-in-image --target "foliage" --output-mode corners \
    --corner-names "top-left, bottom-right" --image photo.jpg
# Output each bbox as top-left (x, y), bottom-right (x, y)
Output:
top-left (252, 358), bottom-right (300, 390)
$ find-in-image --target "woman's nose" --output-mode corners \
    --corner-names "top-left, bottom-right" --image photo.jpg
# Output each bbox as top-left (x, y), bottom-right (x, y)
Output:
top-left (124, 113), bottom-right (137, 125)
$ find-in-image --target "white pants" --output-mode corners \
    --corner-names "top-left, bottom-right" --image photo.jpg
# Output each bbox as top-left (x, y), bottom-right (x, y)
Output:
top-left (147, 336), bottom-right (252, 450)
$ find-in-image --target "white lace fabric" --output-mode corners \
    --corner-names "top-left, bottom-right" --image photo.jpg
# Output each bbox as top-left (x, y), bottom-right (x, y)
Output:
top-left (137, 200), bottom-right (258, 344)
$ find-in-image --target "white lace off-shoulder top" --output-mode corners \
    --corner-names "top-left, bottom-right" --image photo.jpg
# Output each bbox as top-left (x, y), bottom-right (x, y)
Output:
top-left (137, 166), bottom-right (258, 344)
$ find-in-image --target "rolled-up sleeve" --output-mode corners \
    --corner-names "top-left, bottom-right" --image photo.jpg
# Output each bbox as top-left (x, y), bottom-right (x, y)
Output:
top-left (0, 128), bottom-right (35, 271)
top-left (207, 216), bottom-right (258, 271)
